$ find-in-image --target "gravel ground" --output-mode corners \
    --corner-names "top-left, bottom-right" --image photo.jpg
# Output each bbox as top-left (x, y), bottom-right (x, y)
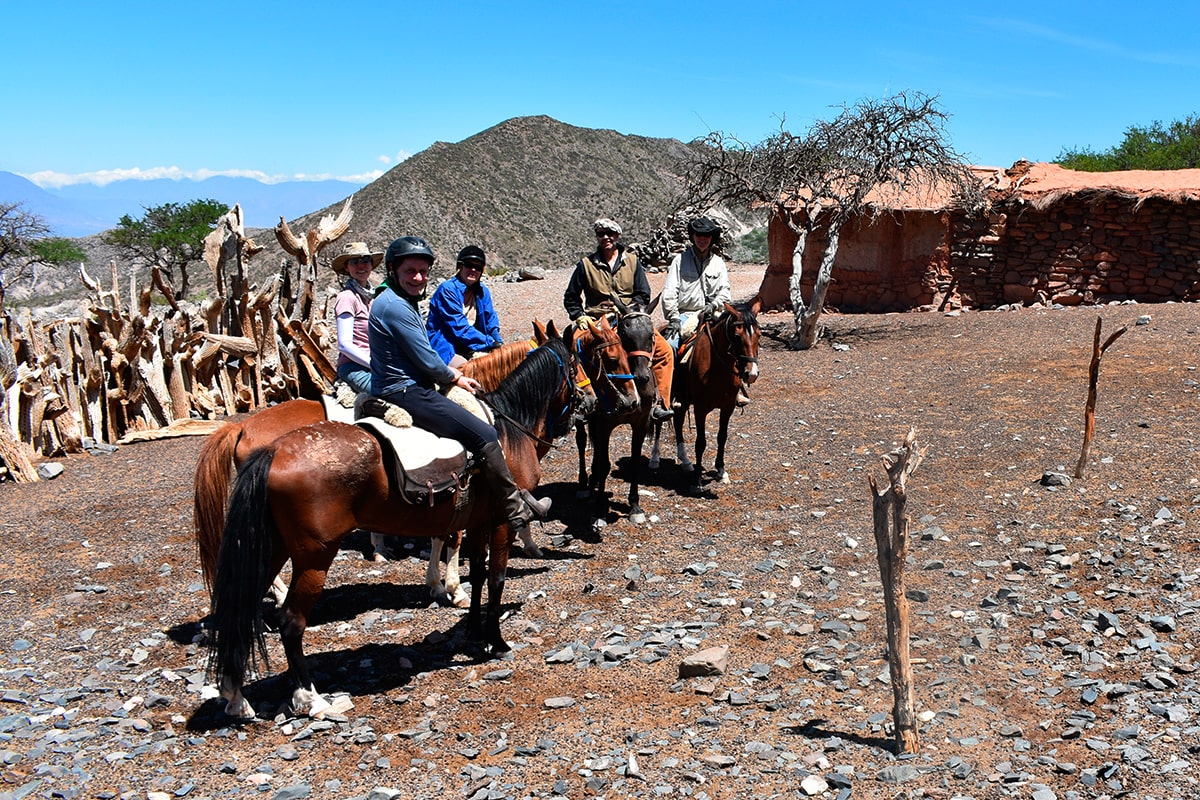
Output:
top-left (3, 262), bottom-right (1200, 800)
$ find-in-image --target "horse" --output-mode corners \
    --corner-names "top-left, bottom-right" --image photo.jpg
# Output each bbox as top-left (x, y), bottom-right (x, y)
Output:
top-left (192, 322), bottom-right (572, 607)
top-left (650, 302), bottom-right (761, 493)
top-left (573, 299), bottom-right (658, 523)
top-left (207, 335), bottom-right (579, 719)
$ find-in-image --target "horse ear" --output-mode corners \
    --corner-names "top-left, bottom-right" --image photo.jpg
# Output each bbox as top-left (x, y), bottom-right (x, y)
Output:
top-left (546, 319), bottom-right (560, 339)
top-left (724, 301), bottom-right (737, 316)
top-left (648, 292), bottom-right (662, 315)
top-left (533, 318), bottom-right (548, 344)
top-left (610, 293), bottom-right (630, 316)
top-left (749, 294), bottom-right (763, 315)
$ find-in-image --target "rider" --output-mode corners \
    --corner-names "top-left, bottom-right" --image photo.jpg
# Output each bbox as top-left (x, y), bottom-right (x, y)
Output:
top-left (563, 217), bottom-right (674, 422)
top-left (427, 245), bottom-right (504, 369)
top-left (331, 241), bottom-right (383, 394)
top-left (369, 235), bottom-right (550, 533)
top-left (662, 216), bottom-right (748, 407)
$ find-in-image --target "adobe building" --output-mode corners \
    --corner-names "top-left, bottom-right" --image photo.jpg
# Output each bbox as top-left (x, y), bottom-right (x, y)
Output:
top-left (758, 161), bottom-right (1200, 312)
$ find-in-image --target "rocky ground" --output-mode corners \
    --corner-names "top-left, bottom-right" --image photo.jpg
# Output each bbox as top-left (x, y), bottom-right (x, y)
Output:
top-left (2, 262), bottom-right (1200, 800)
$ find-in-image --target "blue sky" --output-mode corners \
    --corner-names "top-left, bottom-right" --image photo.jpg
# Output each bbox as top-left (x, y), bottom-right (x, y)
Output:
top-left (4, 1), bottom-right (1198, 188)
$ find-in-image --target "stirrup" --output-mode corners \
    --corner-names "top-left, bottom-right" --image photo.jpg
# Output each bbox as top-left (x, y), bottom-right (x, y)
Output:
top-left (650, 406), bottom-right (674, 422)
top-left (520, 489), bottom-right (552, 520)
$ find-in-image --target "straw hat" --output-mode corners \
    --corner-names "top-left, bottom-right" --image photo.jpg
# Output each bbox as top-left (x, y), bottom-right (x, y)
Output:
top-left (331, 241), bottom-right (384, 275)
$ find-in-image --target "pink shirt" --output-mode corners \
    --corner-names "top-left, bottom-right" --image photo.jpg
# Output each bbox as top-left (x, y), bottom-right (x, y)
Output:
top-left (334, 289), bottom-right (371, 367)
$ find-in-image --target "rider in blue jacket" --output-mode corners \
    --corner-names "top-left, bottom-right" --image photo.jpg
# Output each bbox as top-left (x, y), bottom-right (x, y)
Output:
top-left (427, 245), bottom-right (503, 368)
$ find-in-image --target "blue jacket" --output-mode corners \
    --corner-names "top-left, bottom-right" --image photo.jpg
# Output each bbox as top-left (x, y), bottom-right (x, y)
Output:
top-left (426, 275), bottom-right (503, 362)
top-left (369, 286), bottom-right (456, 396)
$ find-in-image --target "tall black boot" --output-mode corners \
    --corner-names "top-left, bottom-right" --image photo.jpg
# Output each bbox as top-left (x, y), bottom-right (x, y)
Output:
top-left (477, 441), bottom-right (550, 529)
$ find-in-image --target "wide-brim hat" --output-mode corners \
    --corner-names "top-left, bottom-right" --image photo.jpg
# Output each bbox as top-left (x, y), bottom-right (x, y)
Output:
top-left (331, 241), bottom-right (384, 274)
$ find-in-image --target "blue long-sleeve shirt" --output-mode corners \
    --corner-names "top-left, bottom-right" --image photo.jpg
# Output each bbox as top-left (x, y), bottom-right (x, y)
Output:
top-left (369, 286), bottom-right (456, 396)
top-left (426, 275), bottom-right (503, 362)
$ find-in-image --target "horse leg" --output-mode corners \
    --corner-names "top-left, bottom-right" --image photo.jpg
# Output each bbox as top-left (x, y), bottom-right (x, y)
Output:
top-left (279, 557), bottom-right (338, 718)
top-left (714, 406), bottom-right (734, 484)
top-left (648, 419), bottom-right (662, 471)
top-left (464, 526), bottom-right (488, 644)
top-left (483, 523), bottom-right (512, 654)
top-left (428, 532), bottom-right (468, 607)
top-left (674, 407), bottom-right (692, 473)
top-left (627, 418), bottom-right (647, 524)
top-left (691, 410), bottom-right (708, 493)
top-left (369, 532), bottom-right (387, 562)
top-left (574, 421), bottom-right (590, 499)
top-left (590, 422), bottom-right (613, 520)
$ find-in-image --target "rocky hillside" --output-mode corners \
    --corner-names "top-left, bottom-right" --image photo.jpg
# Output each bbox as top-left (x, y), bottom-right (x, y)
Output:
top-left (23, 115), bottom-right (759, 312)
top-left (281, 115), bottom-right (710, 273)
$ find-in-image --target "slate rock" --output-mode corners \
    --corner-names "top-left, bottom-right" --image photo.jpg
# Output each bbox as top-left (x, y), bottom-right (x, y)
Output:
top-left (680, 646), bottom-right (729, 678)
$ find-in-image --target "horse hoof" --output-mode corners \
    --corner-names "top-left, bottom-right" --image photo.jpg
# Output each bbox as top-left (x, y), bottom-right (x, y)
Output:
top-left (628, 511), bottom-right (646, 525)
top-left (451, 589), bottom-right (471, 608)
top-left (371, 552), bottom-right (386, 563)
top-left (292, 686), bottom-right (332, 719)
top-left (718, 472), bottom-right (730, 484)
top-left (222, 695), bottom-right (256, 720)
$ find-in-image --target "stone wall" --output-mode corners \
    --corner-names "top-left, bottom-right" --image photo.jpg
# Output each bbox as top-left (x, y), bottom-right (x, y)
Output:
top-left (763, 193), bottom-right (1200, 311)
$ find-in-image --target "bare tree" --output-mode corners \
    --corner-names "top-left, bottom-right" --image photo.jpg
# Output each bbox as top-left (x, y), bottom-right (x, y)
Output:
top-left (0, 202), bottom-right (86, 308)
top-left (683, 92), bottom-right (984, 349)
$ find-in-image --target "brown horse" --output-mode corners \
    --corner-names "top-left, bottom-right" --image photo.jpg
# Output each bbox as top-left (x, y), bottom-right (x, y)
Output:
top-left (192, 324), bottom-right (567, 602)
top-left (650, 302), bottom-right (761, 493)
top-left (207, 335), bottom-right (579, 719)
top-left (573, 302), bottom-right (656, 522)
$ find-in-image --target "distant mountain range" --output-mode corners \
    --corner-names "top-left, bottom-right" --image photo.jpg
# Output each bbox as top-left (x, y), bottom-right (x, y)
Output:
top-left (0, 171), bottom-right (366, 237)
top-left (9, 116), bottom-right (762, 313)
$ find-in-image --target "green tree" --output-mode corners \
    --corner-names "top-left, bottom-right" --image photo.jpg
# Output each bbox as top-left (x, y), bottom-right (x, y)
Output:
top-left (103, 198), bottom-right (227, 300)
top-left (0, 202), bottom-right (77, 308)
top-left (1056, 114), bottom-right (1200, 171)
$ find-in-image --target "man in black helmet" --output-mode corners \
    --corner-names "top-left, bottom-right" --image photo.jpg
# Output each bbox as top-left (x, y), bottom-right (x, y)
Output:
top-left (369, 235), bottom-right (549, 536)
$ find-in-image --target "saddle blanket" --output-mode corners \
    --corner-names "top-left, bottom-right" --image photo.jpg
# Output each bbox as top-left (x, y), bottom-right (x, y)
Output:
top-left (322, 384), bottom-right (493, 505)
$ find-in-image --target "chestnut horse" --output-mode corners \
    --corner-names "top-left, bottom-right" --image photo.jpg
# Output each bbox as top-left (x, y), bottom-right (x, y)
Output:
top-left (207, 335), bottom-right (579, 719)
top-left (192, 323), bottom-right (568, 605)
top-left (574, 299), bottom-right (658, 523)
top-left (650, 302), bottom-right (761, 493)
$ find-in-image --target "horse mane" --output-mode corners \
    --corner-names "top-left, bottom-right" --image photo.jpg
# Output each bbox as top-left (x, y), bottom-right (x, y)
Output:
top-left (462, 340), bottom-right (532, 393)
top-left (717, 302), bottom-right (758, 330)
top-left (484, 338), bottom-right (570, 437)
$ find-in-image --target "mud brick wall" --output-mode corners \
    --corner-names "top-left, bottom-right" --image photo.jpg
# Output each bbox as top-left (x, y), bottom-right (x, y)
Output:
top-left (957, 195), bottom-right (1200, 307)
top-left (763, 195), bottom-right (1200, 312)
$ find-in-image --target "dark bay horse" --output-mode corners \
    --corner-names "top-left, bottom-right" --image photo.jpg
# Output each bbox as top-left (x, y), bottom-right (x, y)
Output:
top-left (651, 302), bottom-right (761, 493)
top-left (207, 336), bottom-right (578, 719)
top-left (574, 299), bottom-right (658, 523)
top-left (193, 323), bottom-right (569, 603)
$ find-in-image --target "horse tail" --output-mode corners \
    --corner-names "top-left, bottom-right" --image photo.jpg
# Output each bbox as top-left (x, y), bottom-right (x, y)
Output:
top-left (206, 447), bottom-right (277, 700)
top-left (193, 422), bottom-right (243, 594)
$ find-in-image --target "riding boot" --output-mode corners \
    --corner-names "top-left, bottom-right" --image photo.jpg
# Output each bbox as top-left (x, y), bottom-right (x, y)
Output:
top-left (478, 441), bottom-right (546, 531)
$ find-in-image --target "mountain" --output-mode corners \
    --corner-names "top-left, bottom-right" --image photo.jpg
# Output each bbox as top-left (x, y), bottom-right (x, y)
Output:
top-left (0, 171), bottom-right (365, 236)
top-left (279, 115), bottom-right (707, 272)
top-left (0, 172), bottom-right (110, 237)
top-left (12, 116), bottom-right (761, 313)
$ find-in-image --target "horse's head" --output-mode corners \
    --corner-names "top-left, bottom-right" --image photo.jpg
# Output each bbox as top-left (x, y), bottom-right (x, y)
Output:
top-left (546, 320), bottom-right (596, 419)
top-left (716, 301), bottom-right (761, 386)
top-left (570, 315), bottom-right (640, 415)
top-left (610, 293), bottom-right (658, 399)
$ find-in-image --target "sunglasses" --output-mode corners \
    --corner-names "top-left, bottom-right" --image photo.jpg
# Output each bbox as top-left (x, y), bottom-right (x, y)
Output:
top-left (595, 230), bottom-right (619, 239)
top-left (347, 256), bottom-right (374, 267)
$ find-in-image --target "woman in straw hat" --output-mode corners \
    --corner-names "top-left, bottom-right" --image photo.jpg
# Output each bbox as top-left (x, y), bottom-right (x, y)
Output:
top-left (331, 241), bottom-right (384, 394)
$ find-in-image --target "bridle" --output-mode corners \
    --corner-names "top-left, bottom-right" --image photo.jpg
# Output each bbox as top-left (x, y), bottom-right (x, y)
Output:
top-left (616, 310), bottom-right (655, 364)
top-left (575, 328), bottom-right (636, 413)
top-left (704, 310), bottom-right (759, 382)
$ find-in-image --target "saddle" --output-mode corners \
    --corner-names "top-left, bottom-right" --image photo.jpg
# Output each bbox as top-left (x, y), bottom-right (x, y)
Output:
top-left (325, 384), bottom-right (492, 507)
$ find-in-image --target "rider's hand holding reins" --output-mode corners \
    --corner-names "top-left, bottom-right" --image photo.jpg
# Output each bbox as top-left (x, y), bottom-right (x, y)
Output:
top-left (450, 368), bottom-right (481, 394)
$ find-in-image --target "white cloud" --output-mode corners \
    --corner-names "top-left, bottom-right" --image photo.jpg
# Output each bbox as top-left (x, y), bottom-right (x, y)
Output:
top-left (377, 150), bottom-right (412, 167)
top-left (22, 167), bottom-right (381, 189)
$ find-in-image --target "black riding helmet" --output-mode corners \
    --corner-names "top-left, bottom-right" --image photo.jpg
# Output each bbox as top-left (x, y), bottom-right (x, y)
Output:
top-left (687, 216), bottom-right (721, 247)
top-left (385, 236), bottom-right (435, 268)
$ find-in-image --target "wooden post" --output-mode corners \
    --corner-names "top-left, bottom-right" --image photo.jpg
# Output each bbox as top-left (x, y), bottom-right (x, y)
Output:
top-left (869, 427), bottom-right (927, 755)
top-left (1075, 316), bottom-right (1127, 479)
